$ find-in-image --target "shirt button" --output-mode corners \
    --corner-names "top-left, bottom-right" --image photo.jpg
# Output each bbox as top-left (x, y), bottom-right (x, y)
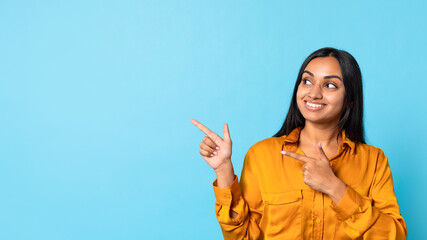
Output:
top-left (316, 218), bottom-right (321, 224)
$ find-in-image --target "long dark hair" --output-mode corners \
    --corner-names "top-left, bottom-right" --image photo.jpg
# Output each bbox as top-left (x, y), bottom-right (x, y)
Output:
top-left (273, 47), bottom-right (365, 144)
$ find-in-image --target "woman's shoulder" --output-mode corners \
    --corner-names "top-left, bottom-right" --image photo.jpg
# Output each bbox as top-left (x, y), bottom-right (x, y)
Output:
top-left (354, 142), bottom-right (388, 159)
top-left (356, 142), bottom-right (384, 152)
top-left (248, 136), bottom-right (286, 153)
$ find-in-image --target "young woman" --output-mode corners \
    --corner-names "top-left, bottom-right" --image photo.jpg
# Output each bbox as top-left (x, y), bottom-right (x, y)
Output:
top-left (191, 47), bottom-right (406, 239)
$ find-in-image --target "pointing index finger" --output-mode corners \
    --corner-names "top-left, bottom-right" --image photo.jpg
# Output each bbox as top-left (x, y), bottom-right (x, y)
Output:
top-left (281, 151), bottom-right (312, 163)
top-left (190, 119), bottom-right (222, 141)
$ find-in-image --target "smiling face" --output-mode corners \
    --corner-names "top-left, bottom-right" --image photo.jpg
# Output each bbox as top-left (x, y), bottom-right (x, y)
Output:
top-left (296, 56), bottom-right (347, 126)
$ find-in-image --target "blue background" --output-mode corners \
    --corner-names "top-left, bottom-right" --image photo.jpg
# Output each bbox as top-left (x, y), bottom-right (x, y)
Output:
top-left (1, 0), bottom-right (425, 239)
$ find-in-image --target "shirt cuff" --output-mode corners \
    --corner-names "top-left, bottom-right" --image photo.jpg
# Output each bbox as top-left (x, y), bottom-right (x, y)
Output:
top-left (212, 175), bottom-right (242, 206)
top-left (331, 186), bottom-right (363, 221)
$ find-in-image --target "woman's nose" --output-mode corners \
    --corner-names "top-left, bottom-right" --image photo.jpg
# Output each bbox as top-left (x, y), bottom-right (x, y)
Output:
top-left (308, 85), bottom-right (323, 99)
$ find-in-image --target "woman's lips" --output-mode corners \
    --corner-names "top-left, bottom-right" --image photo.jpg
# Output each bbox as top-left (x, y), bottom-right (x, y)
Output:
top-left (304, 101), bottom-right (326, 111)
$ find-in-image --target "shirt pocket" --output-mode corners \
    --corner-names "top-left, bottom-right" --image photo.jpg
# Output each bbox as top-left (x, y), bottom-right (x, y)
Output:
top-left (260, 190), bottom-right (302, 239)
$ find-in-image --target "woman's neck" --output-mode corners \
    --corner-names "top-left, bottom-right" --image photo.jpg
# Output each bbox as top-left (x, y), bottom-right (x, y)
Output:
top-left (300, 122), bottom-right (342, 147)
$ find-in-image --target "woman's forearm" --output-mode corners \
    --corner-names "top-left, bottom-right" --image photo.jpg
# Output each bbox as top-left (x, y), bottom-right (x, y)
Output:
top-left (215, 159), bottom-right (235, 188)
top-left (327, 177), bottom-right (347, 205)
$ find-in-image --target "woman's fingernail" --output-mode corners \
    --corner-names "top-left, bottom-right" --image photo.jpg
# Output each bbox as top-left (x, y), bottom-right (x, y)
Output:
top-left (213, 151), bottom-right (218, 155)
top-left (210, 154), bottom-right (214, 157)
top-left (216, 147), bottom-right (220, 150)
top-left (318, 142), bottom-right (322, 148)
top-left (281, 151), bottom-right (287, 155)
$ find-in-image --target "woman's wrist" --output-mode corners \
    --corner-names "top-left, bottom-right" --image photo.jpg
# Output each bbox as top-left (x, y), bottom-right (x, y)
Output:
top-left (327, 178), bottom-right (347, 205)
top-left (215, 159), bottom-right (235, 188)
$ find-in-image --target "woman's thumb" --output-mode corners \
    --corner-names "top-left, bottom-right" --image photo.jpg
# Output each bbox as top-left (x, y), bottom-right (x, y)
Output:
top-left (223, 123), bottom-right (231, 142)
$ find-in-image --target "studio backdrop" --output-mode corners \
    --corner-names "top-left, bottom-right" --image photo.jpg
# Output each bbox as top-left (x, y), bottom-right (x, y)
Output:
top-left (0, 0), bottom-right (425, 239)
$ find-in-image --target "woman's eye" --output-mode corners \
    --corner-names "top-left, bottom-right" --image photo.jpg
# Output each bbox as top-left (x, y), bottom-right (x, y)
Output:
top-left (303, 79), bottom-right (313, 85)
top-left (325, 83), bottom-right (337, 89)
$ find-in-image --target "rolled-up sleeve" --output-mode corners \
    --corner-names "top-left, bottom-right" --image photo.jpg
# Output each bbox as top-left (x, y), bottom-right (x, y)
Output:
top-left (212, 148), bottom-right (263, 240)
top-left (331, 151), bottom-right (407, 239)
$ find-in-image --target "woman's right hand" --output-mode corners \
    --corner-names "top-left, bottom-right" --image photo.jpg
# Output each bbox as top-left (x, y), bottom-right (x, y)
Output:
top-left (191, 119), bottom-right (235, 187)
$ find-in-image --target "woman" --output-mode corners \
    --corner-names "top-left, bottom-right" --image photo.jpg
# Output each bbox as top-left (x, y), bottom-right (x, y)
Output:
top-left (191, 47), bottom-right (406, 239)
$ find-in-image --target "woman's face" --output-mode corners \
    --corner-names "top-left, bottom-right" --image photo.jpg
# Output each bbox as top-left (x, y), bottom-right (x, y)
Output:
top-left (296, 56), bottom-right (347, 126)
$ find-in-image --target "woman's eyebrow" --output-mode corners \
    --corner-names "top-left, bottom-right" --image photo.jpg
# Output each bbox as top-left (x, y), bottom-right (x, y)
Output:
top-left (324, 75), bottom-right (342, 81)
top-left (303, 70), bottom-right (314, 76)
top-left (303, 70), bottom-right (342, 82)
top-left (304, 70), bottom-right (342, 81)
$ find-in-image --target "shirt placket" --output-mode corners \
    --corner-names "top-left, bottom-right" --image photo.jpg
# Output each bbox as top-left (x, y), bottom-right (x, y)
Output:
top-left (312, 190), bottom-right (324, 239)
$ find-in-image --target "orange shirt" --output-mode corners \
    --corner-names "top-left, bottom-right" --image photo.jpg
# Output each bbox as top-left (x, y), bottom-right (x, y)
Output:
top-left (213, 127), bottom-right (406, 239)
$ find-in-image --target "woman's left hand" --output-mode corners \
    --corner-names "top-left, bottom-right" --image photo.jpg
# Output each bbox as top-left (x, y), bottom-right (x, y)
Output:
top-left (281, 143), bottom-right (347, 204)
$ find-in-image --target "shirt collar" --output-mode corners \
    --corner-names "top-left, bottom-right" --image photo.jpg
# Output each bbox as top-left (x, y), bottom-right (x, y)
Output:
top-left (341, 129), bottom-right (355, 152)
top-left (282, 127), bottom-right (303, 144)
top-left (282, 127), bottom-right (356, 154)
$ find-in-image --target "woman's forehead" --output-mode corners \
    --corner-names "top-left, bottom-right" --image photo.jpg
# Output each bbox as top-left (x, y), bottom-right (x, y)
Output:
top-left (304, 57), bottom-right (342, 77)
